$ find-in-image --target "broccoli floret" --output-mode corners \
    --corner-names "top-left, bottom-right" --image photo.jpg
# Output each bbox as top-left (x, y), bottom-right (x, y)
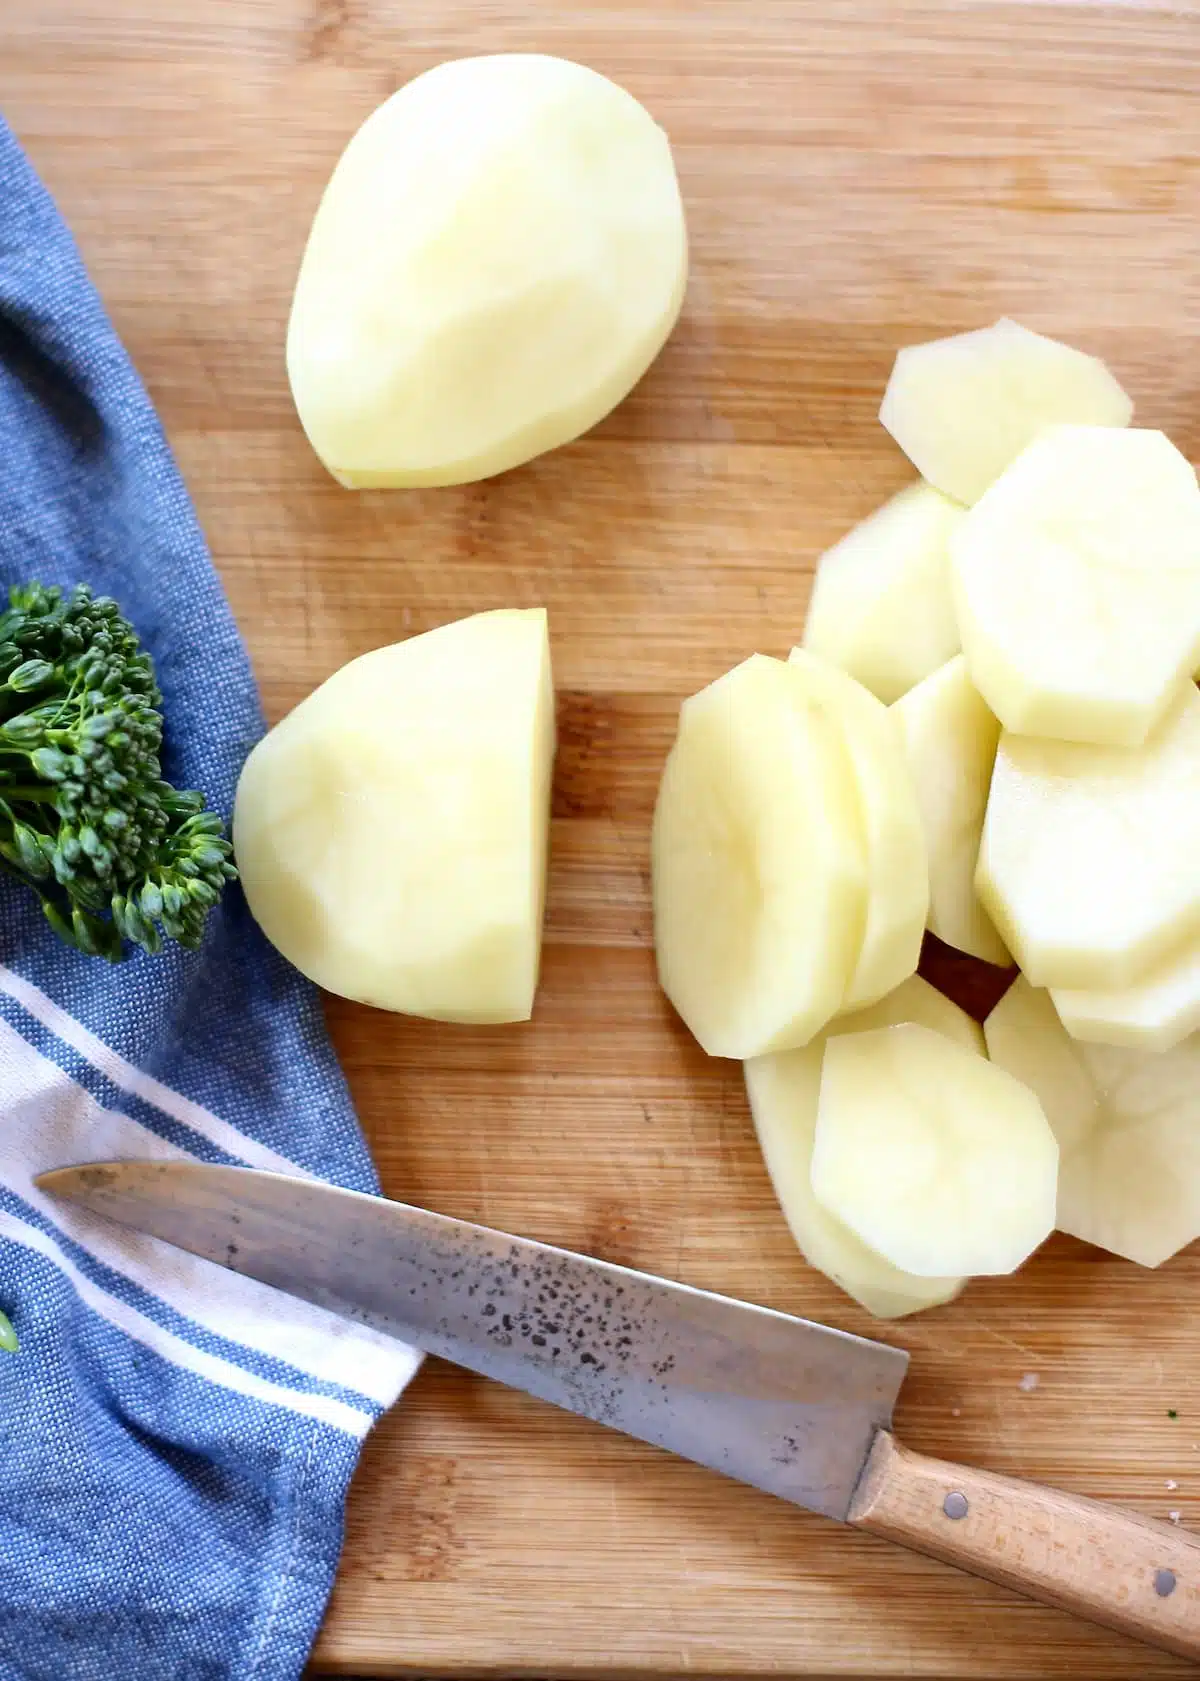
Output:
top-left (0, 582), bottom-right (235, 961)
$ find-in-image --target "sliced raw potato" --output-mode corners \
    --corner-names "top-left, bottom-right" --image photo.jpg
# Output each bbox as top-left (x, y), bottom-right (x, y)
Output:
top-left (892, 656), bottom-right (1009, 966)
top-left (952, 426), bottom-right (1200, 746)
top-left (985, 977), bottom-right (1200, 1267)
top-left (652, 654), bottom-right (865, 1059)
top-left (978, 686), bottom-right (1200, 989)
top-left (1051, 936), bottom-right (1200, 1054)
top-left (801, 482), bottom-right (965, 703)
top-left (880, 318), bottom-right (1132, 505)
top-left (746, 976), bottom-right (981, 1318)
top-left (811, 1023), bottom-right (1057, 1276)
top-left (787, 650), bottom-right (928, 1010)
top-left (288, 54), bottom-right (688, 487)
top-left (234, 608), bottom-right (555, 1022)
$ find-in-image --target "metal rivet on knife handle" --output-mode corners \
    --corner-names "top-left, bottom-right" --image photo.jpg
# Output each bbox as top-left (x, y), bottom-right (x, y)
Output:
top-left (943, 1491), bottom-right (969, 1520)
top-left (1154, 1570), bottom-right (1177, 1598)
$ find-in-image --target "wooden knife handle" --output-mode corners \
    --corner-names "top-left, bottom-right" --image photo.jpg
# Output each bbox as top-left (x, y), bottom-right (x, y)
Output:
top-left (848, 1432), bottom-right (1200, 1660)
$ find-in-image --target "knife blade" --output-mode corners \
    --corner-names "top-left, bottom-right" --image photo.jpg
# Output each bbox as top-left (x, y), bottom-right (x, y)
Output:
top-left (37, 1159), bottom-right (1200, 1660)
top-left (37, 1159), bottom-right (904, 1519)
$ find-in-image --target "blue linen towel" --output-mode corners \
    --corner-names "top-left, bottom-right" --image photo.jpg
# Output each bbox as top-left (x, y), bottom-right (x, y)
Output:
top-left (0, 117), bottom-right (420, 1679)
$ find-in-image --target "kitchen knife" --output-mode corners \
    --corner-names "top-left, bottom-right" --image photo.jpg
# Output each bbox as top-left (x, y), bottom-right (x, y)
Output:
top-left (38, 1160), bottom-right (1200, 1659)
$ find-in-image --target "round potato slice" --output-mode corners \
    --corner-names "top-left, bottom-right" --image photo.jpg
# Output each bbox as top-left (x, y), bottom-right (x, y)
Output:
top-left (978, 686), bottom-right (1200, 989)
top-left (811, 1023), bottom-right (1057, 1277)
top-left (787, 650), bottom-right (929, 1011)
top-left (892, 656), bottom-right (1009, 966)
top-left (952, 426), bottom-right (1200, 746)
top-left (880, 318), bottom-right (1132, 506)
top-left (746, 976), bottom-right (980, 1318)
top-left (1051, 936), bottom-right (1200, 1054)
top-left (801, 482), bottom-right (965, 704)
top-left (985, 977), bottom-right (1200, 1268)
top-left (652, 655), bottom-right (866, 1059)
top-left (234, 608), bottom-right (555, 1022)
top-left (288, 54), bottom-right (687, 488)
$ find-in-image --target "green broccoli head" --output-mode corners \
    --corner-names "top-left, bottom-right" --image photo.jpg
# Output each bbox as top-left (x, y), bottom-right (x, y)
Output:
top-left (0, 583), bottom-right (236, 960)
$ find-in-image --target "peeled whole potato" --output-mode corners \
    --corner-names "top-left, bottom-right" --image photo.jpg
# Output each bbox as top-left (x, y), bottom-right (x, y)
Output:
top-left (880, 318), bottom-right (1132, 505)
top-left (801, 482), bottom-right (965, 704)
top-left (952, 427), bottom-right (1200, 747)
top-left (652, 655), bottom-right (865, 1060)
top-left (985, 977), bottom-right (1200, 1268)
top-left (287, 55), bottom-right (687, 488)
top-left (811, 1023), bottom-right (1058, 1278)
top-left (978, 686), bottom-right (1200, 989)
top-left (234, 609), bottom-right (555, 1022)
top-left (892, 656), bottom-right (1009, 966)
top-left (745, 976), bottom-right (981, 1319)
top-left (787, 650), bottom-right (928, 1011)
top-left (1051, 937), bottom-right (1200, 1054)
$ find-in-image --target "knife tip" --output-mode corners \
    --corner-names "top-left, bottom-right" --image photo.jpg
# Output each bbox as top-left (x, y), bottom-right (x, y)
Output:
top-left (35, 1162), bottom-right (125, 1199)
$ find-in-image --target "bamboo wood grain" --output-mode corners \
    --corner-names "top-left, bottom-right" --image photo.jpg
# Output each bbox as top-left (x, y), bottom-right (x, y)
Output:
top-left (5, 1), bottom-right (1200, 1677)
top-left (850, 1433), bottom-right (1200, 1661)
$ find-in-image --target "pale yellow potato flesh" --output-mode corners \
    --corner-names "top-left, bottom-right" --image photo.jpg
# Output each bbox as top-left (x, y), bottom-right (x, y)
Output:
top-left (652, 655), bottom-right (865, 1060)
top-left (978, 686), bottom-right (1200, 989)
top-left (746, 976), bottom-right (981, 1318)
top-left (892, 656), bottom-right (1009, 966)
top-left (880, 318), bottom-right (1132, 506)
top-left (234, 608), bottom-right (555, 1022)
top-left (811, 1023), bottom-right (1057, 1277)
top-left (801, 482), bottom-right (965, 704)
top-left (287, 54), bottom-right (687, 488)
top-left (952, 426), bottom-right (1200, 747)
top-left (985, 977), bottom-right (1200, 1268)
top-left (1051, 935), bottom-right (1200, 1054)
top-left (787, 651), bottom-right (928, 1011)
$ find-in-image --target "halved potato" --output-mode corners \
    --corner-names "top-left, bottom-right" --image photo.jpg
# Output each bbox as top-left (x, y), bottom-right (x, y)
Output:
top-left (892, 656), bottom-right (1009, 966)
top-left (978, 685), bottom-right (1200, 989)
top-left (746, 976), bottom-right (980, 1318)
top-left (880, 318), bottom-right (1132, 505)
top-left (652, 655), bottom-right (866, 1059)
top-left (787, 650), bottom-right (928, 1011)
top-left (985, 976), bottom-right (1200, 1267)
top-left (234, 608), bottom-right (555, 1021)
top-left (801, 482), bottom-right (965, 704)
top-left (811, 1022), bottom-right (1058, 1277)
top-left (1051, 936), bottom-right (1200, 1054)
top-left (952, 426), bottom-right (1200, 746)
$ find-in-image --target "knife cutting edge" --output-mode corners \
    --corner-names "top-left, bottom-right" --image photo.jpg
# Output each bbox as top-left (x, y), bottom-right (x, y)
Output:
top-left (37, 1160), bottom-right (1200, 1660)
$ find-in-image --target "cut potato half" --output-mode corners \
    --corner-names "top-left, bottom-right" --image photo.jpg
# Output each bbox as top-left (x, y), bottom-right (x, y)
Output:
top-left (746, 976), bottom-right (980, 1318)
top-left (652, 655), bottom-right (866, 1059)
top-left (978, 686), bottom-right (1200, 989)
top-left (787, 650), bottom-right (928, 1010)
top-left (811, 1023), bottom-right (1057, 1276)
top-left (1051, 936), bottom-right (1200, 1054)
top-left (234, 608), bottom-right (555, 1022)
top-left (953, 426), bottom-right (1200, 746)
top-left (985, 977), bottom-right (1200, 1267)
top-left (801, 482), bottom-right (965, 703)
top-left (892, 656), bottom-right (1009, 966)
top-left (880, 318), bottom-right (1132, 505)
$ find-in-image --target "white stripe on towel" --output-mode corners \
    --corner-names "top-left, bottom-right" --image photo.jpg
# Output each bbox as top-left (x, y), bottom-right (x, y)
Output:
top-left (0, 965), bottom-right (310, 1177)
top-left (0, 1018), bottom-right (420, 1411)
top-left (0, 1209), bottom-right (375, 1436)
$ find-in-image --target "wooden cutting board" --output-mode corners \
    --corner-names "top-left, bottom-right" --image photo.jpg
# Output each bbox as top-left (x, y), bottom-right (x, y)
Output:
top-left (5, 2), bottom-right (1200, 1675)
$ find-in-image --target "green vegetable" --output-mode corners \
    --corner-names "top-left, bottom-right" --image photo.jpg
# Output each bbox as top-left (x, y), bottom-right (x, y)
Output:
top-left (0, 583), bottom-right (235, 960)
top-left (0, 1312), bottom-right (17, 1353)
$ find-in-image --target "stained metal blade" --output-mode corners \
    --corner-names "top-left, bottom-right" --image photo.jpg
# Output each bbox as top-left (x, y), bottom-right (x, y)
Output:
top-left (38, 1160), bottom-right (907, 1519)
